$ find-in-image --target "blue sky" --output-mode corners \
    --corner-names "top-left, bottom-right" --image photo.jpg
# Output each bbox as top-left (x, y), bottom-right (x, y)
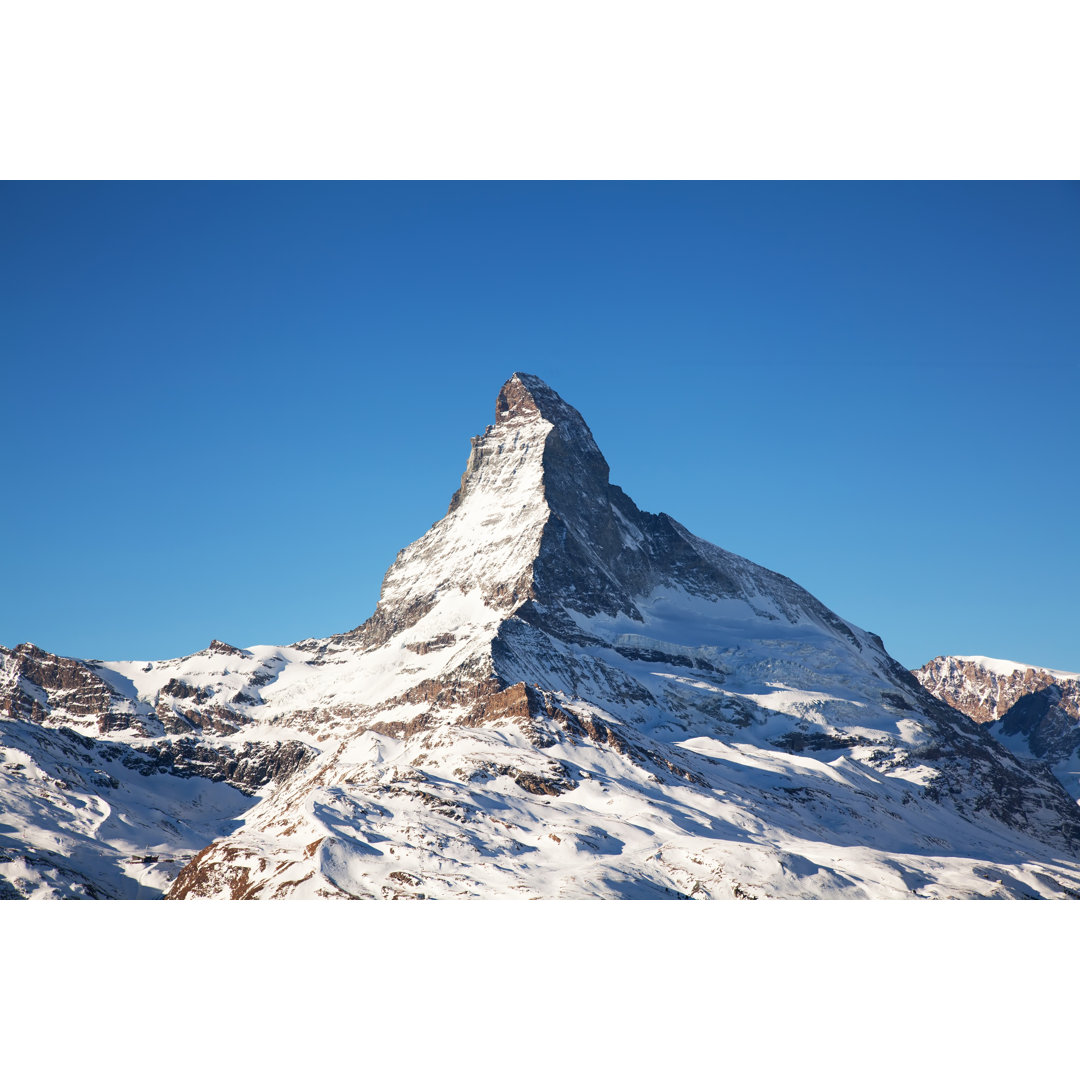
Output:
top-left (2, 182), bottom-right (1077, 671)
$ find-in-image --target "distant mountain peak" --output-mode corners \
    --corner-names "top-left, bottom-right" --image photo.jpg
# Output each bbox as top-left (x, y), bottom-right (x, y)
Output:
top-left (207, 639), bottom-right (249, 658)
top-left (915, 654), bottom-right (1080, 802)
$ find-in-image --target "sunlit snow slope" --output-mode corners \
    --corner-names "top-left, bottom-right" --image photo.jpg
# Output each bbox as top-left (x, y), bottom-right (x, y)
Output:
top-left (4, 374), bottom-right (1080, 899)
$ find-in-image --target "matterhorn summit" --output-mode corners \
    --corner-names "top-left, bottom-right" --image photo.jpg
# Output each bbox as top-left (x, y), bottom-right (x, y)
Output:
top-left (3, 374), bottom-right (1080, 899)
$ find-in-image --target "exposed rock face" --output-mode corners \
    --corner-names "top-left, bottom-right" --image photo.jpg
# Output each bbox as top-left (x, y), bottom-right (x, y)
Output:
top-left (914, 655), bottom-right (1080, 802)
top-left (118, 738), bottom-right (318, 796)
top-left (1, 643), bottom-right (146, 735)
top-left (5, 374), bottom-right (1080, 900)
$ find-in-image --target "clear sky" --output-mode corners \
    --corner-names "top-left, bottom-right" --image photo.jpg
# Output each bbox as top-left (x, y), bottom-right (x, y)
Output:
top-left (2, 182), bottom-right (1077, 671)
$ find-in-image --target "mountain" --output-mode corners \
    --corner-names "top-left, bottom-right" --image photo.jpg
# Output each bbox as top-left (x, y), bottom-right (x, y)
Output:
top-left (914, 655), bottom-right (1080, 804)
top-left (4, 373), bottom-right (1080, 899)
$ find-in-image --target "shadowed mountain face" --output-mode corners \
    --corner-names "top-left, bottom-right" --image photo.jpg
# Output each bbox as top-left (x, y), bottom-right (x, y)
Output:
top-left (915, 655), bottom-right (1080, 803)
top-left (5, 374), bottom-right (1080, 900)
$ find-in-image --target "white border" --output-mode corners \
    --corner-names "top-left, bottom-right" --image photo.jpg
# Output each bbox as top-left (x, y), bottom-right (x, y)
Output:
top-left (2, 1), bottom-right (1078, 178)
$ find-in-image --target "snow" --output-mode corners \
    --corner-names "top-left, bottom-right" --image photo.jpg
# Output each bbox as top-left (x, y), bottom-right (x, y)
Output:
top-left (952, 655), bottom-right (1080, 682)
top-left (0, 717), bottom-right (253, 898)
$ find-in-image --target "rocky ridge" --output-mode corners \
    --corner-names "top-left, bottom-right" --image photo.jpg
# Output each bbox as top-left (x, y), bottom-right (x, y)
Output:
top-left (914, 655), bottom-right (1080, 803)
top-left (4, 374), bottom-right (1080, 899)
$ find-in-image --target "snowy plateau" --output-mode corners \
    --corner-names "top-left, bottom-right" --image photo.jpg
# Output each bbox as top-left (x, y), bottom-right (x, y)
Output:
top-left (3, 373), bottom-right (1080, 900)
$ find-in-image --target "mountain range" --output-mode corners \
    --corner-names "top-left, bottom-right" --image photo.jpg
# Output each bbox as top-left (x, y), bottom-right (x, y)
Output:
top-left (3, 373), bottom-right (1079, 899)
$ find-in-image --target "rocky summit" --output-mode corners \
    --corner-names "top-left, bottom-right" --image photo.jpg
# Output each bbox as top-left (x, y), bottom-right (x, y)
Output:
top-left (4, 373), bottom-right (1080, 899)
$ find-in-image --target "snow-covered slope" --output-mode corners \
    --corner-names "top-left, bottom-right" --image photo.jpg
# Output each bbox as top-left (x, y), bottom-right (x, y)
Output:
top-left (915, 655), bottom-right (1080, 804)
top-left (5, 374), bottom-right (1080, 899)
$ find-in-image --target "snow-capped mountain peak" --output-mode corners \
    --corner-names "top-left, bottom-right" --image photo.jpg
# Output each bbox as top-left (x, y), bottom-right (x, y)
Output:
top-left (5, 375), bottom-right (1080, 900)
top-left (914, 654), bottom-right (1080, 802)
